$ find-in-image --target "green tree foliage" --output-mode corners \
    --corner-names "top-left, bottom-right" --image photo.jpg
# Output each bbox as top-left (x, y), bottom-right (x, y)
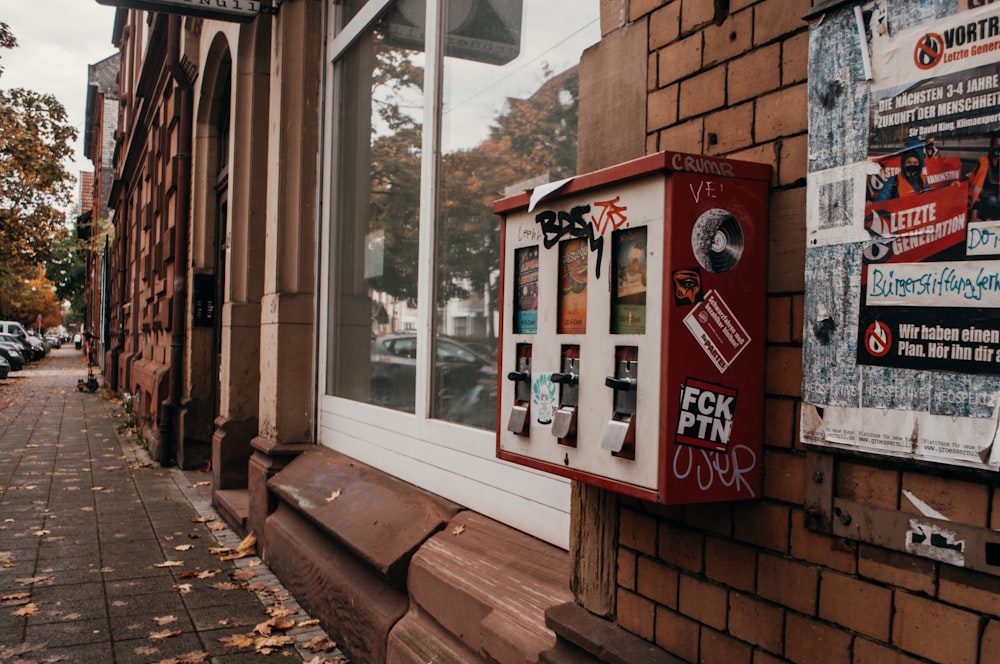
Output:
top-left (0, 22), bottom-right (77, 323)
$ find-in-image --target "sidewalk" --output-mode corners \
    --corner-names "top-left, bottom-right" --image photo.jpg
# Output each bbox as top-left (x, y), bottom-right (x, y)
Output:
top-left (0, 347), bottom-right (346, 663)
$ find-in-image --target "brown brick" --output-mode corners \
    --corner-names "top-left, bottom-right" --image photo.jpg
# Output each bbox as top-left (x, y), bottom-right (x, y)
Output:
top-left (818, 571), bottom-right (891, 640)
top-left (764, 398), bottom-right (796, 450)
top-left (701, 627), bottom-right (752, 664)
top-left (727, 43), bottom-right (781, 104)
top-left (791, 295), bottom-right (804, 343)
top-left (782, 31), bottom-right (809, 86)
top-left (765, 345), bottom-right (802, 398)
top-left (679, 66), bottom-right (726, 119)
top-left (648, 84), bottom-right (678, 132)
top-left (858, 544), bottom-right (935, 597)
top-left (993, 490), bottom-right (1000, 530)
top-left (729, 591), bottom-right (783, 653)
top-left (636, 555), bottom-right (679, 608)
top-left (768, 295), bottom-right (793, 344)
top-left (767, 186), bottom-right (807, 292)
top-left (893, 592), bottom-right (981, 664)
top-left (681, 501), bottom-right (733, 537)
top-left (620, 508), bottom-right (657, 556)
top-left (681, 0), bottom-right (717, 34)
top-left (649, 2), bottom-right (680, 49)
top-left (753, 653), bottom-right (786, 664)
top-left (727, 143), bottom-right (779, 186)
top-left (654, 606), bottom-right (699, 662)
top-left (678, 574), bottom-right (727, 630)
top-left (618, 547), bottom-right (637, 590)
top-left (983, 620), bottom-right (1000, 663)
top-left (646, 133), bottom-right (659, 154)
top-left (790, 510), bottom-right (857, 574)
top-left (648, 52), bottom-right (658, 92)
top-left (704, 102), bottom-right (754, 155)
top-left (734, 501), bottom-right (790, 553)
top-left (704, 9), bottom-right (753, 67)
top-left (762, 450), bottom-right (806, 505)
top-left (658, 522), bottom-right (703, 572)
top-left (756, 84), bottom-right (808, 142)
top-left (836, 461), bottom-right (900, 510)
top-left (601, 0), bottom-right (627, 33)
top-left (785, 612), bottom-right (852, 664)
top-left (757, 553), bottom-right (818, 615)
top-left (617, 588), bottom-right (656, 641)
top-left (629, 0), bottom-right (664, 22)
top-left (658, 118), bottom-right (704, 154)
top-left (705, 537), bottom-right (757, 592)
top-left (939, 566), bottom-right (1000, 618)
top-left (900, 472), bottom-right (990, 527)
top-left (854, 638), bottom-right (927, 664)
top-left (779, 133), bottom-right (808, 187)
top-left (753, 0), bottom-right (811, 46)
top-left (657, 33), bottom-right (703, 87)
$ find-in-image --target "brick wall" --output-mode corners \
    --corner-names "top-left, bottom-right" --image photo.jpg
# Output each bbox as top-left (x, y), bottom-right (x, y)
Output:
top-left (613, 1), bottom-right (1000, 663)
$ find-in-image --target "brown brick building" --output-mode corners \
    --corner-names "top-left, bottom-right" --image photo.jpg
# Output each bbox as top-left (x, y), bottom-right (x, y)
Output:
top-left (85, 1), bottom-right (1000, 662)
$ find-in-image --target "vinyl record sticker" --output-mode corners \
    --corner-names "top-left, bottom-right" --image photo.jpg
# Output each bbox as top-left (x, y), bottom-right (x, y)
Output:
top-left (691, 208), bottom-right (744, 273)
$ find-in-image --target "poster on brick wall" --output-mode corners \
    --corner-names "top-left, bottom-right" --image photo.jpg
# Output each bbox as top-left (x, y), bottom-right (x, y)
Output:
top-left (803, 2), bottom-right (1000, 470)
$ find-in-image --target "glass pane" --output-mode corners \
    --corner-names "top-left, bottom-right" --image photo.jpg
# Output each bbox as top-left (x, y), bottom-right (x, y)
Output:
top-left (433, 0), bottom-right (600, 429)
top-left (328, 2), bottom-right (425, 413)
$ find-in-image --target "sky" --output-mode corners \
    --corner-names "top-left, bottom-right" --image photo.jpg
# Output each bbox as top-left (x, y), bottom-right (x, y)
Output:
top-left (2, 2), bottom-right (119, 208)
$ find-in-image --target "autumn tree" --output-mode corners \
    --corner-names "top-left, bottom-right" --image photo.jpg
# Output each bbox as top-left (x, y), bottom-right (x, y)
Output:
top-left (0, 22), bottom-right (77, 323)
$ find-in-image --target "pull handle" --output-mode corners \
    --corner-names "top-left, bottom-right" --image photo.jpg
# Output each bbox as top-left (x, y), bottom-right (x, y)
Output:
top-left (551, 372), bottom-right (579, 385)
top-left (507, 371), bottom-right (529, 383)
top-left (605, 376), bottom-right (637, 391)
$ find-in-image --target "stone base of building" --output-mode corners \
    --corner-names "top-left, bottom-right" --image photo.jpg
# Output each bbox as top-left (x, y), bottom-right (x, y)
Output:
top-left (260, 446), bottom-right (574, 664)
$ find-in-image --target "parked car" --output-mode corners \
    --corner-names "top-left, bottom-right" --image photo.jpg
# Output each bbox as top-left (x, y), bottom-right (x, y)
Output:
top-left (44, 334), bottom-right (61, 349)
top-left (0, 343), bottom-right (24, 372)
top-left (370, 334), bottom-right (496, 426)
top-left (0, 354), bottom-right (9, 379)
top-left (1, 333), bottom-right (36, 362)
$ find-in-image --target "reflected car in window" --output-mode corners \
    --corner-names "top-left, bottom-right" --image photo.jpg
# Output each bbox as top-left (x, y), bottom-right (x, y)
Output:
top-left (370, 334), bottom-right (496, 427)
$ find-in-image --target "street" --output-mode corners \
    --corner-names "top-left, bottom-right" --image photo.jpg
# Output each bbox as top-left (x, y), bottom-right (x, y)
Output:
top-left (0, 347), bottom-right (345, 663)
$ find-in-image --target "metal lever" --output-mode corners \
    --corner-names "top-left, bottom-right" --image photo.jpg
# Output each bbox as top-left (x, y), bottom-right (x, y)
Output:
top-left (551, 372), bottom-right (578, 385)
top-left (605, 376), bottom-right (637, 391)
top-left (507, 371), bottom-right (529, 383)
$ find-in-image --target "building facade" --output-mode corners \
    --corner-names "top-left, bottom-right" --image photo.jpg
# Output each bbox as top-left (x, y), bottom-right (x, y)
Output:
top-left (88, 1), bottom-right (1000, 663)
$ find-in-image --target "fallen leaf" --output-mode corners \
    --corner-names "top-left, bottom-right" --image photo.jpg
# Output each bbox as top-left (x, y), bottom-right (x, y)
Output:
top-left (188, 481), bottom-right (211, 488)
top-left (451, 525), bottom-right (466, 536)
top-left (304, 636), bottom-right (337, 652)
top-left (174, 545), bottom-right (194, 552)
top-left (12, 603), bottom-right (40, 616)
top-left (210, 582), bottom-right (238, 591)
top-left (0, 592), bottom-right (31, 602)
top-left (173, 583), bottom-right (193, 594)
top-left (209, 523), bottom-right (226, 532)
top-left (133, 646), bottom-right (159, 656)
top-left (31, 530), bottom-right (50, 537)
top-left (17, 576), bottom-right (55, 586)
top-left (298, 619), bottom-right (321, 628)
top-left (175, 651), bottom-right (210, 663)
top-left (103, 466), bottom-right (123, 472)
top-left (219, 633), bottom-right (255, 648)
top-left (61, 612), bottom-right (82, 620)
top-left (254, 634), bottom-right (294, 653)
top-left (192, 517), bottom-right (215, 524)
top-left (153, 615), bottom-right (178, 626)
top-left (91, 487), bottom-right (105, 492)
top-left (232, 570), bottom-right (256, 581)
top-left (149, 629), bottom-right (182, 640)
top-left (153, 560), bottom-right (184, 568)
top-left (112, 600), bottom-right (128, 607)
top-left (324, 489), bottom-right (342, 503)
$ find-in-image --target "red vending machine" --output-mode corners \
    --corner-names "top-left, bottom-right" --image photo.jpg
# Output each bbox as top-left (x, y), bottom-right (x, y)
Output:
top-left (495, 151), bottom-right (770, 504)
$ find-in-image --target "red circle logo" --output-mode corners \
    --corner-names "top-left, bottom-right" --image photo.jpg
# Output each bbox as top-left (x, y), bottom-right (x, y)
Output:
top-left (864, 321), bottom-right (893, 358)
top-left (914, 33), bottom-right (945, 70)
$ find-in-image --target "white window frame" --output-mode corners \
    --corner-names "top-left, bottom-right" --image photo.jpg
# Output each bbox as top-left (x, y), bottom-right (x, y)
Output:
top-left (317, 0), bottom-right (571, 547)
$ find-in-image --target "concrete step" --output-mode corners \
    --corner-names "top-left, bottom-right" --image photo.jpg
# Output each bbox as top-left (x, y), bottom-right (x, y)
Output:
top-left (399, 511), bottom-right (573, 664)
top-left (214, 488), bottom-right (249, 535)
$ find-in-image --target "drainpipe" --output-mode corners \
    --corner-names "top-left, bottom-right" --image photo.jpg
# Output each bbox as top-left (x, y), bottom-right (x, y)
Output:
top-left (159, 14), bottom-right (193, 466)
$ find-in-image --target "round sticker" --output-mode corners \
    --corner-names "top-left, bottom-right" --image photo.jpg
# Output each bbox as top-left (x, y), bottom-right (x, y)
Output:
top-left (864, 321), bottom-right (893, 358)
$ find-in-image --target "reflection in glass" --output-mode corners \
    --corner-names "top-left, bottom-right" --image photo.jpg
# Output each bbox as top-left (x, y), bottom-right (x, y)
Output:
top-left (433, 0), bottom-right (600, 429)
top-left (329, 4), bottom-right (424, 412)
